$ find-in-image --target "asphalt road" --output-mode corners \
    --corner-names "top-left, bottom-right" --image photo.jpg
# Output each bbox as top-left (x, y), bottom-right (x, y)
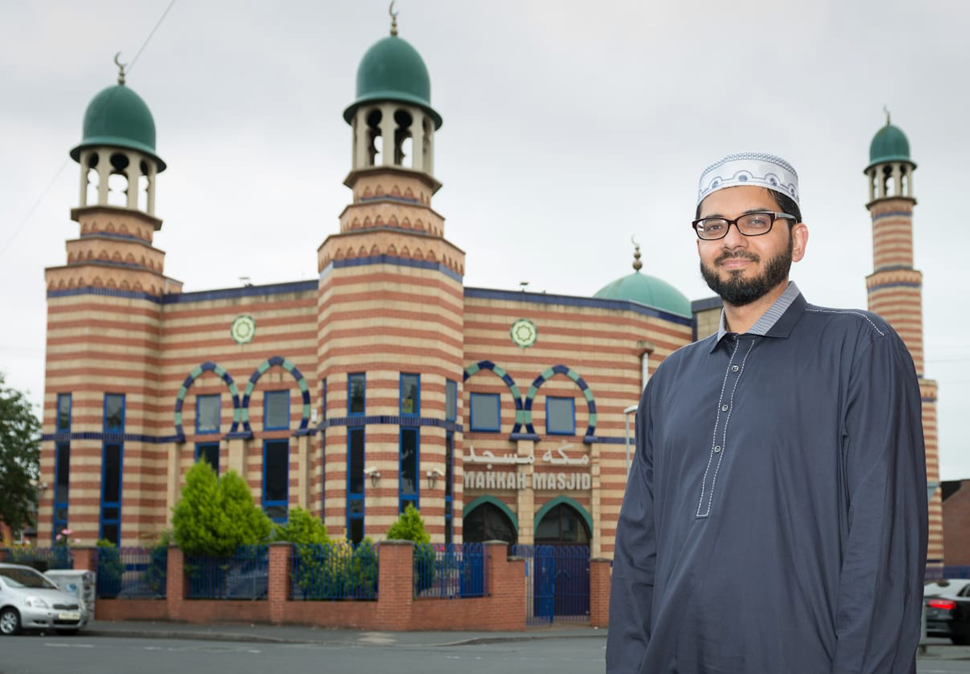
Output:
top-left (2, 634), bottom-right (969, 674)
top-left (0, 634), bottom-right (608, 674)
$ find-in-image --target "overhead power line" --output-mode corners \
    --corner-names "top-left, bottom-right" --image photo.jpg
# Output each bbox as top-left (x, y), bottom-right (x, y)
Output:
top-left (0, 0), bottom-right (178, 261)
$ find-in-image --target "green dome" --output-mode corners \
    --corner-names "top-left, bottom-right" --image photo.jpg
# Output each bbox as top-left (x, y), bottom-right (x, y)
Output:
top-left (343, 35), bottom-right (442, 129)
top-left (594, 271), bottom-right (692, 318)
top-left (70, 84), bottom-right (166, 172)
top-left (866, 123), bottom-right (914, 171)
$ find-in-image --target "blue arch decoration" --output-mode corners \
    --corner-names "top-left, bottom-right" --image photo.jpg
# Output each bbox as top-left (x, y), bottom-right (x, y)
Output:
top-left (463, 360), bottom-right (525, 434)
top-left (523, 364), bottom-right (597, 439)
top-left (241, 356), bottom-right (311, 433)
top-left (462, 495), bottom-right (519, 532)
top-left (533, 495), bottom-right (593, 537)
top-left (174, 361), bottom-right (243, 439)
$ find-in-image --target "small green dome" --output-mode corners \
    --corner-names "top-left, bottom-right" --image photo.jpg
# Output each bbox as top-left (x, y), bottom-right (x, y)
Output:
top-left (343, 35), bottom-right (442, 129)
top-left (867, 123), bottom-right (914, 171)
top-left (70, 83), bottom-right (165, 172)
top-left (594, 271), bottom-right (692, 318)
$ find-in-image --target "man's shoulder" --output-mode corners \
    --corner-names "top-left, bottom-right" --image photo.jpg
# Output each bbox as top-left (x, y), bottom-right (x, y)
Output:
top-left (799, 303), bottom-right (896, 346)
top-left (653, 333), bottom-right (717, 375)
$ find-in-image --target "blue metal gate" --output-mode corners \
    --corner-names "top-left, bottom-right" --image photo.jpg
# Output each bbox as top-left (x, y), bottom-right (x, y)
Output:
top-left (512, 544), bottom-right (589, 625)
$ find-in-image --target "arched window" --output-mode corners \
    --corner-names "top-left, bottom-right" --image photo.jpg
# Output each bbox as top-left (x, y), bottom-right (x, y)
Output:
top-left (535, 503), bottom-right (590, 545)
top-left (463, 502), bottom-right (517, 545)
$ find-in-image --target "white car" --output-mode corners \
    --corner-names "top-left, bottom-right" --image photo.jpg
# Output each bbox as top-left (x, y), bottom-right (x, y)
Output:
top-left (0, 563), bottom-right (88, 635)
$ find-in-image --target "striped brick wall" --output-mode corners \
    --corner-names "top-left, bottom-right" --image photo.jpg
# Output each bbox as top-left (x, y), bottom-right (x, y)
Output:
top-left (462, 292), bottom-right (693, 557)
top-left (866, 192), bottom-right (942, 564)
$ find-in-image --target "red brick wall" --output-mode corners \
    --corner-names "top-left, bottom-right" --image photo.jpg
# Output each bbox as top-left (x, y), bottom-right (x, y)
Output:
top-left (944, 482), bottom-right (970, 566)
top-left (83, 541), bottom-right (534, 631)
top-left (589, 558), bottom-right (611, 628)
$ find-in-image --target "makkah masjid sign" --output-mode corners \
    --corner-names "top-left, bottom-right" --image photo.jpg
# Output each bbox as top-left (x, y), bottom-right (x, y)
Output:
top-left (463, 443), bottom-right (593, 491)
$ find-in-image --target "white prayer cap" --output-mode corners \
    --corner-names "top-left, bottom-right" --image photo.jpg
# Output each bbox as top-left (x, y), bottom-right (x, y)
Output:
top-left (697, 152), bottom-right (799, 207)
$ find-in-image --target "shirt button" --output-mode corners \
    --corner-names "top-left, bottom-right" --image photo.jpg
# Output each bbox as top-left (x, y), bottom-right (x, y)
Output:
top-left (731, 365), bottom-right (739, 372)
top-left (721, 404), bottom-right (729, 412)
top-left (714, 445), bottom-right (722, 453)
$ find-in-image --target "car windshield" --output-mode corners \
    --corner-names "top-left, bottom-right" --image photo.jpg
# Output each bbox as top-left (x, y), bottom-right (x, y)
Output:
top-left (0, 567), bottom-right (58, 590)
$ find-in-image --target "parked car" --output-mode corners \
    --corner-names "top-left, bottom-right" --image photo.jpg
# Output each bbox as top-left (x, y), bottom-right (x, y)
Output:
top-left (925, 579), bottom-right (970, 644)
top-left (0, 563), bottom-right (89, 635)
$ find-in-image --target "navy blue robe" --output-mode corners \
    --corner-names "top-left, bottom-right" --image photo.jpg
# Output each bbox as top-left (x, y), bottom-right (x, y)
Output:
top-left (607, 286), bottom-right (927, 674)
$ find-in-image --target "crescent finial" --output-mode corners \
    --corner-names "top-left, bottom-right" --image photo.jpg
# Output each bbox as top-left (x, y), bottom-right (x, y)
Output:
top-left (389, 1), bottom-right (399, 36)
top-left (883, 104), bottom-right (891, 126)
top-left (114, 52), bottom-right (128, 85)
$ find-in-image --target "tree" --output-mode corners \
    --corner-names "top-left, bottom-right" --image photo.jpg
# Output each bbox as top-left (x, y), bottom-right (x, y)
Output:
top-left (386, 503), bottom-right (430, 543)
top-left (171, 461), bottom-right (272, 557)
top-left (273, 506), bottom-right (328, 545)
top-left (0, 373), bottom-right (41, 534)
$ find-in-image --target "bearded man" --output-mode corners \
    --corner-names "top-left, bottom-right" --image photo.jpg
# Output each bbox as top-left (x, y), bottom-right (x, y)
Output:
top-left (606, 153), bottom-right (927, 674)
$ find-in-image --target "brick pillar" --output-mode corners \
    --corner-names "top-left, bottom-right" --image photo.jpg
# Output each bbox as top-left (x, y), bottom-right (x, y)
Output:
top-left (72, 546), bottom-right (97, 572)
top-left (376, 540), bottom-right (413, 630)
top-left (488, 542), bottom-right (525, 631)
top-left (268, 542), bottom-right (290, 624)
top-left (166, 546), bottom-right (184, 621)
top-left (589, 558), bottom-right (612, 628)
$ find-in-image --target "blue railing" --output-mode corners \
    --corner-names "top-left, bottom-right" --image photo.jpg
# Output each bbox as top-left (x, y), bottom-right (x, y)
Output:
top-left (512, 544), bottom-right (590, 625)
top-left (2, 547), bottom-right (74, 572)
top-left (97, 546), bottom-right (167, 599)
top-left (289, 541), bottom-right (378, 600)
top-left (413, 543), bottom-right (487, 599)
top-left (185, 545), bottom-right (269, 600)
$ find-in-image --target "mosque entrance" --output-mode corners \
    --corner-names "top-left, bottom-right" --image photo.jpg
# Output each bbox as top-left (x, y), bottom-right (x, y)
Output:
top-left (514, 503), bottom-right (591, 624)
top-left (462, 501), bottom-right (517, 547)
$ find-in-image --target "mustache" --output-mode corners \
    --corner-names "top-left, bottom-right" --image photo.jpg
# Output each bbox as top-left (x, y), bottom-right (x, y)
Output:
top-left (715, 251), bottom-right (760, 264)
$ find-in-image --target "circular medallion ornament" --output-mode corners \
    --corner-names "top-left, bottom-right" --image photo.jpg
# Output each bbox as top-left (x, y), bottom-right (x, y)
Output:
top-left (510, 318), bottom-right (537, 348)
top-left (230, 315), bottom-right (256, 345)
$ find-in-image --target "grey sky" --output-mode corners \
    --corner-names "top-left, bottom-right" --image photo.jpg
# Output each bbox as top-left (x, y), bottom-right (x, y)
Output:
top-left (1, 1), bottom-right (966, 477)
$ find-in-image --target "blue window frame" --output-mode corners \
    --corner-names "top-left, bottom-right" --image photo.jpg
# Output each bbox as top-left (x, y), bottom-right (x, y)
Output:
top-left (399, 428), bottom-right (419, 513)
top-left (264, 390), bottom-right (290, 430)
top-left (546, 396), bottom-right (576, 436)
top-left (347, 428), bottom-right (365, 544)
top-left (196, 442), bottom-right (219, 473)
top-left (348, 374), bottom-right (365, 416)
top-left (100, 443), bottom-right (123, 545)
top-left (56, 394), bottom-right (71, 432)
top-left (100, 393), bottom-right (124, 545)
top-left (196, 394), bottom-right (221, 434)
top-left (469, 392), bottom-right (500, 432)
top-left (445, 380), bottom-right (457, 422)
top-left (400, 373), bottom-right (420, 417)
top-left (53, 443), bottom-right (70, 542)
top-left (321, 378), bottom-right (328, 421)
top-left (103, 393), bottom-right (125, 433)
top-left (444, 432), bottom-right (454, 545)
top-left (263, 440), bottom-right (289, 523)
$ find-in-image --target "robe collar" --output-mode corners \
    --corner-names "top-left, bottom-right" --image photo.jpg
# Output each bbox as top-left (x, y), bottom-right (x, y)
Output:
top-left (710, 281), bottom-right (805, 352)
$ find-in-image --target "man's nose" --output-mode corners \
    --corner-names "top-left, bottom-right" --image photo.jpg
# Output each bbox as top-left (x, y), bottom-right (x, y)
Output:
top-left (720, 222), bottom-right (748, 248)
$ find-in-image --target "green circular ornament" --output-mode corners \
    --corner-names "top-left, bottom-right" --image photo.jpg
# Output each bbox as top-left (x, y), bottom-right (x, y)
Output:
top-left (510, 318), bottom-right (537, 348)
top-left (231, 315), bottom-right (256, 345)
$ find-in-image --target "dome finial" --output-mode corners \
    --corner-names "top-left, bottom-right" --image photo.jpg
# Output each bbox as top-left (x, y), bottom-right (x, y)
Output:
top-left (631, 236), bottom-right (643, 272)
top-left (389, 1), bottom-right (399, 36)
top-left (114, 51), bottom-right (127, 85)
top-left (883, 104), bottom-right (891, 126)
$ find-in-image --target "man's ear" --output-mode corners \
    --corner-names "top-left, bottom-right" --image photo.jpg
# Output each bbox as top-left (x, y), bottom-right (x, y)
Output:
top-left (791, 222), bottom-right (809, 262)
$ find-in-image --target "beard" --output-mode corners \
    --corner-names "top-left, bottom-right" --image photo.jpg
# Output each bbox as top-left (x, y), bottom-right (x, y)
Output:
top-left (700, 236), bottom-right (793, 306)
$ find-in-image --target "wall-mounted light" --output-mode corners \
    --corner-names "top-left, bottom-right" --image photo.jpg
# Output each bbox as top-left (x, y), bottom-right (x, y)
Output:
top-left (363, 466), bottom-right (381, 488)
top-left (426, 468), bottom-right (445, 490)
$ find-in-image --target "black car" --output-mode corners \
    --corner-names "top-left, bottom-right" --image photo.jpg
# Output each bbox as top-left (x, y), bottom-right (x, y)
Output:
top-left (926, 579), bottom-right (970, 644)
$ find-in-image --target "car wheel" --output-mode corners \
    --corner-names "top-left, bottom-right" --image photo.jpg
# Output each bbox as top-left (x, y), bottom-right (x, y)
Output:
top-left (0, 608), bottom-right (21, 636)
top-left (953, 632), bottom-right (970, 646)
top-left (59, 629), bottom-right (79, 636)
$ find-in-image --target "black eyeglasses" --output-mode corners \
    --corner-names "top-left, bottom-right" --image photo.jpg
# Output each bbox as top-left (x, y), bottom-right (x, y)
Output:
top-left (692, 211), bottom-right (796, 240)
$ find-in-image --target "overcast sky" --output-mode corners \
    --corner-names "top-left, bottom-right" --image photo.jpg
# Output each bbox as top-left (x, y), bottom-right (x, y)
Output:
top-left (1, 1), bottom-right (967, 478)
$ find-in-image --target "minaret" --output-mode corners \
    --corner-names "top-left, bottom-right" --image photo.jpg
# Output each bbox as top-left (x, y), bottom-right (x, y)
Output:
top-left (317, 11), bottom-right (466, 544)
top-left (41, 57), bottom-right (179, 546)
top-left (864, 113), bottom-right (942, 568)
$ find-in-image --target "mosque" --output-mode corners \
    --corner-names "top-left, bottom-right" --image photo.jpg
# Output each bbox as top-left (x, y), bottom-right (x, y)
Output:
top-left (37, 19), bottom-right (942, 566)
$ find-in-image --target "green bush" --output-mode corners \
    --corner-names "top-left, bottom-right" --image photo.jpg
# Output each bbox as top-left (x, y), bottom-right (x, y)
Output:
top-left (142, 530), bottom-right (171, 595)
top-left (386, 504), bottom-right (433, 594)
top-left (273, 507), bottom-right (328, 545)
top-left (172, 461), bottom-right (272, 557)
top-left (96, 539), bottom-right (124, 598)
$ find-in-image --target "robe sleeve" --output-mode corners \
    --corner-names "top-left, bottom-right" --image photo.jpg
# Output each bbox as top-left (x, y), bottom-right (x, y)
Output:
top-left (830, 331), bottom-right (928, 674)
top-left (606, 382), bottom-right (658, 674)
